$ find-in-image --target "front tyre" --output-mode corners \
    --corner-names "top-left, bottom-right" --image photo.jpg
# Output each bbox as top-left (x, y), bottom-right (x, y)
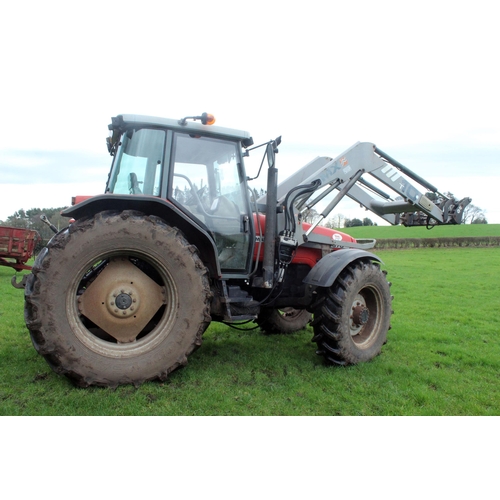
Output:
top-left (24, 211), bottom-right (212, 387)
top-left (311, 259), bottom-right (392, 365)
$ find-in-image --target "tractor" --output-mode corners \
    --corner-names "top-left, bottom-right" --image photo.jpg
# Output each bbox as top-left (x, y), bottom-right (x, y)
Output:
top-left (23, 113), bottom-right (471, 387)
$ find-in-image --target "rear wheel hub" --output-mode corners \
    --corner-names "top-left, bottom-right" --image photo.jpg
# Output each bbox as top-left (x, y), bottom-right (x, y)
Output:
top-left (78, 258), bottom-right (165, 343)
top-left (105, 287), bottom-right (140, 319)
top-left (115, 293), bottom-right (133, 310)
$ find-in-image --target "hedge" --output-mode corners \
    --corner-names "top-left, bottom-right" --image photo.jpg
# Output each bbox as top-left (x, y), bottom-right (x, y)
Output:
top-left (373, 236), bottom-right (500, 249)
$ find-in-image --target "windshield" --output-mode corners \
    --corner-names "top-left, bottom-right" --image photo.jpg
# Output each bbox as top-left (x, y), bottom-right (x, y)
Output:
top-left (107, 128), bottom-right (166, 195)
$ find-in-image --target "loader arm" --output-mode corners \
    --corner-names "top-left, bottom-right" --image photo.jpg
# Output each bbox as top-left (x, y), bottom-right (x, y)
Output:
top-left (259, 142), bottom-right (471, 240)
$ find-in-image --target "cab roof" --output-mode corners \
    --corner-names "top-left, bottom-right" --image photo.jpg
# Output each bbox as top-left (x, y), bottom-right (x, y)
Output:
top-left (110, 114), bottom-right (253, 144)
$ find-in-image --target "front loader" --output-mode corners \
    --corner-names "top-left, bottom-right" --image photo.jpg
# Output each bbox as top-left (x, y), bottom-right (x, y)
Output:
top-left (23, 113), bottom-right (471, 387)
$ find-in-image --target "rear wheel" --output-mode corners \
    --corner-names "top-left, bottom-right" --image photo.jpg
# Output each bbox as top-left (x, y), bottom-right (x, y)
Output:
top-left (24, 211), bottom-right (212, 387)
top-left (310, 259), bottom-right (392, 365)
top-left (256, 307), bottom-right (312, 334)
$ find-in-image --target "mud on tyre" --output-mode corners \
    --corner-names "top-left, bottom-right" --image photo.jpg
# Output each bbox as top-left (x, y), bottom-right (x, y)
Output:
top-left (24, 210), bottom-right (212, 388)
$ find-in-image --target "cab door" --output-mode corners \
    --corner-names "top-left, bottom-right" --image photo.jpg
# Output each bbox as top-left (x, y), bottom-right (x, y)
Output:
top-left (170, 132), bottom-right (253, 274)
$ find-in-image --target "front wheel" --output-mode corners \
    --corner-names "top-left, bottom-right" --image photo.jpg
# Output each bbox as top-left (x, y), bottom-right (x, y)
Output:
top-left (310, 259), bottom-right (392, 365)
top-left (24, 211), bottom-right (212, 387)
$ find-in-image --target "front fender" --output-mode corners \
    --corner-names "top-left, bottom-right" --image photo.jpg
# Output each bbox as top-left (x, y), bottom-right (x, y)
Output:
top-left (62, 194), bottom-right (221, 277)
top-left (303, 249), bottom-right (383, 288)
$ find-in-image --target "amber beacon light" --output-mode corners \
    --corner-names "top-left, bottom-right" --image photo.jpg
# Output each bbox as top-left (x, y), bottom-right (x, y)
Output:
top-left (178, 112), bottom-right (216, 126)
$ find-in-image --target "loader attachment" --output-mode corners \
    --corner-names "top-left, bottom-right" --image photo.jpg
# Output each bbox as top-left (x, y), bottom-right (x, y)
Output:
top-left (262, 142), bottom-right (471, 233)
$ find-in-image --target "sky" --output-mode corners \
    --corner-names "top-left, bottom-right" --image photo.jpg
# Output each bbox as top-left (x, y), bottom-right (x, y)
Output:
top-left (1, 0), bottom-right (499, 225)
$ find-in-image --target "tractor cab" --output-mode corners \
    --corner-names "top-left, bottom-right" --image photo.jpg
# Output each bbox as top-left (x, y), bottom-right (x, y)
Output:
top-left (106, 114), bottom-right (256, 273)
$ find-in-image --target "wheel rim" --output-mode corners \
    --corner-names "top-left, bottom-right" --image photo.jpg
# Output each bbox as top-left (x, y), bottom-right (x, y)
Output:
top-left (349, 285), bottom-right (383, 347)
top-left (67, 252), bottom-right (178, 358)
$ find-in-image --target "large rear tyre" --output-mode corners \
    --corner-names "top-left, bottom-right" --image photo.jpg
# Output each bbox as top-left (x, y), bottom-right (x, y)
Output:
top-left (24, 211), bottom-right (212, 388)
top-left (256, 307), bottom-right (312, 334)
top-left (311, 259), bottom-right (392, 365)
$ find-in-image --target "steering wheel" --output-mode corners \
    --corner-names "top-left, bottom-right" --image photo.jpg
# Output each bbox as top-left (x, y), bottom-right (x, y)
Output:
top-left (209, 195), bottom-right (240, 220)
top-left (185, 185), bottom-right (208, 212)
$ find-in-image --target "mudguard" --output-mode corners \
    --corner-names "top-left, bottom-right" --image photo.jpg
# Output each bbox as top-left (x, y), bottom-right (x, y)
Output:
top-left (62, 194), bottom-right (221, 277)
top-left (303, 249), bottom-right (383, 288)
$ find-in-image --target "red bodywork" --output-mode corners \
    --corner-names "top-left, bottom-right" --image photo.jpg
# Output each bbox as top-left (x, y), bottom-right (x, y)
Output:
top-left (0, 226), bottom-right (41, 271)
top-left (252, 213), bottom-right (355, 268)
top-left (72, 195), bottom-right (93, 205)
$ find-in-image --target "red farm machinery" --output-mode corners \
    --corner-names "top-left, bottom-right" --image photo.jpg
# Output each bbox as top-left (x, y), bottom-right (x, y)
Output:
top-left (12, 113), bottom-right (470, 387)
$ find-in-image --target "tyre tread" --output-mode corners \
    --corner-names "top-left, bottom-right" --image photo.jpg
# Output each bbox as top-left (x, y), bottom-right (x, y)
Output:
top-left (24, 211), bottom-right (211, 388)
top-left (310, 259), bottom-right (393, 366)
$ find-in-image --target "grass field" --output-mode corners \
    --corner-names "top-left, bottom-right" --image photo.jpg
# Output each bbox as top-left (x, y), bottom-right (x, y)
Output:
top-left (342, 222), bottom-right (500, 239)
top-left (1, 245), bottom-right (499, 415)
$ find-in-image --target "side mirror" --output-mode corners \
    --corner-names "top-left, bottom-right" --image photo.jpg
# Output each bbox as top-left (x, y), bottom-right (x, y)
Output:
top-left (266, 142), bottom-right (276, 168)
top-left (266, 137), bottom-right (281, 168)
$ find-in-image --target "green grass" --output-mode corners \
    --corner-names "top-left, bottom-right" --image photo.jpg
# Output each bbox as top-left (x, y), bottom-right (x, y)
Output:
top-left (1, 247), bottom-right (499, 415)
top-left (342, 223), bottom-right (500, 239)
